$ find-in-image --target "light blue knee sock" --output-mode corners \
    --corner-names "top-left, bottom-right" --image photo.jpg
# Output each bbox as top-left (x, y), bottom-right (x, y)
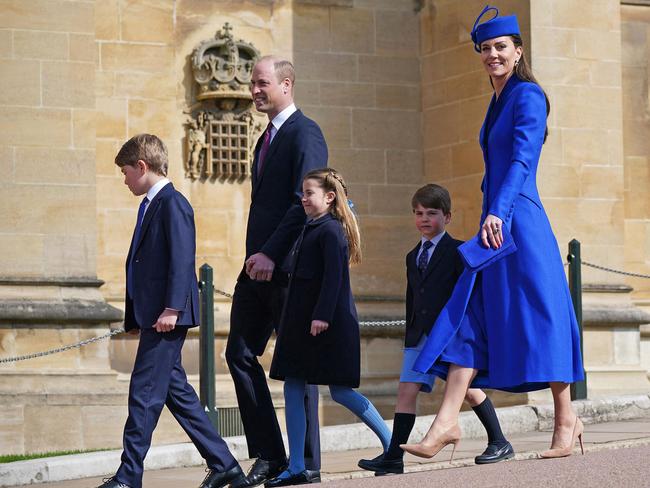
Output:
top-left (329, 385), bottom-right (391, 452)
top-left (283, 377), bottom-right (307, 477)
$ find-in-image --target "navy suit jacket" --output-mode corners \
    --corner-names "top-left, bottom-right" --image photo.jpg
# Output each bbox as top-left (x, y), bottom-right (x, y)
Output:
top-left (244, 109), bottom-right (328, 274)
top-left (124, 182), bottom-right (199, 331)
top-left (404, 232), bottom-right (464, 347)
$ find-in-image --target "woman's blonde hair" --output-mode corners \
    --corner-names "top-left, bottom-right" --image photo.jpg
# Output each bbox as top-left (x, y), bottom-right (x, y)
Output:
top-left (303, 168), bottom-right (361, 265)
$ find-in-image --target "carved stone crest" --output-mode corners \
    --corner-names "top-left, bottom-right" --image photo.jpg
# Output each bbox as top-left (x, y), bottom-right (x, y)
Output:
top-left (185, 23), bottom-right (262, 180)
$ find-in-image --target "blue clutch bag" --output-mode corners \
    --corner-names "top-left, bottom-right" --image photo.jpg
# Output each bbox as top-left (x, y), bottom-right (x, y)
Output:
top-left (458, 226), bottom-right (517, 272)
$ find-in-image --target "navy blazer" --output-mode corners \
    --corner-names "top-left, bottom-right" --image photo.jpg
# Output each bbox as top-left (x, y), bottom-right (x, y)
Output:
top-left (404, 232), bottom-right (464, 348)
top-left (245, 110), bottom-right (328, 272)
top-left (124, 183), bottom-right (199, 331)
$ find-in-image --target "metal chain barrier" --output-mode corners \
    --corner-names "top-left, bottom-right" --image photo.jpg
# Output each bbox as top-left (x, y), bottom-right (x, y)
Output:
top-left (0, 327), bottom-right (125, 364)
top-left (582, 260), bottom-right (650, 280)
top-left (5, 255), bottom-right (647, 364)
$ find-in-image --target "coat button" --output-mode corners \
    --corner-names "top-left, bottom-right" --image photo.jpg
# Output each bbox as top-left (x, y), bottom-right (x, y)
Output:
top-left (135, 259), bottom-right (139, 263)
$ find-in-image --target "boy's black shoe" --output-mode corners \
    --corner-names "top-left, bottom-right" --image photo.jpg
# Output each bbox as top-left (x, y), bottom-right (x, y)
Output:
top-left (264, 469), bottom-right (321, 487)
top-left (238, 458), bottom-right (287, 487)
top-left (474, 442), bottom-right (515, 464)
top-left (198, 465), bottom-right (245, 488)
top-left (358, 454), bottom-right (404, 474)
top-left (96, 477), bottom-right (132, 488)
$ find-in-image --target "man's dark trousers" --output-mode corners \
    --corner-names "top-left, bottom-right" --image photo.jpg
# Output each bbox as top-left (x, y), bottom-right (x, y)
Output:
top-left (115, 327), bottom-right (237, 488)
top-left (226, 276), bottom-right (320, 469)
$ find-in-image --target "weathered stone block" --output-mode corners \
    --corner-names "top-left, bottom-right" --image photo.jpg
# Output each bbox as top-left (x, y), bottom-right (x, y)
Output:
top-left (13, 30), bottom-right (68, 60)
top-left (96, 97), bottom-right (126, 139)
top-left (376, 84), bottom-right (419, 110)
top-left (14, 148), bottom-right (94, 185)
top-left (375, 9), bottom-right (418, 56)
top-left (579, 165), bottom-right (624, 199)
top-left (0, 107), bottom-right (70, 146)
top-left (127, 99), bottom-right (177, 140)
top-left (69, 34), bottom-right (96, 63)
top-left (537, 161), bottom-right (580, 199)
top-left (0, 405), bottom-right (24, 455)
top-left (81, 405), bottom-right (126, 450)
top-left (121, 0), bottom-right (174, 43)
top-left (96, 0), bottom-right (120, 40)
top-left (101, 44), bottom-right (174, 73)
top-left (42, 61), bottom-right (94, 108)
top-left (24, 405), bottom-right (83, 453)
top-left (531, 27), bottom-right (576, 58)
top-left (328, 148), bottom-right (385, 184)
top-left (0, 234), bottom-right (44, 277)
top-left (195, 210), bottom-right (229, 257)
top-left (358, 55), bottom-right (419, 84)
top-left (320, 82), bottom-right (375, 108)
top-left (294, 51), bottom-right (357, 82)
top-left (353, 109), bottom-right (420, 149)
top-left (301, 105), bottom-right (351, 148)
top-left (534, 57), bottom-right (591, 89)
top-left (450, 141), bottom-right (483, 179)
top-left (575, 29), bottom-right (622, 62)
top-left (293, 3), bottom-right (330, 53)
top-left (73, 109), bottom-right (96, 149)
top-left (551, 0), bottom-right (619, 32)
top-left (345, 183), bottom-right (369, 215)
top-left (424, 147), bottom-right (453, 182)
top-left (0, 30), bottom-right (12, 58)
top-left (1, 0), bottom-right (94, 33)
top-left (369, 185), bottom-right (419, 216)
top-left (386, 149), bottom-right (422, 184)
top-left (0, 59), bottom-right (41, 106)
top-left (423, 103), bottom-right (460, 148)
top-left (114, 71), bottom-right (175, 100)
top-left (293, 80), bottom-right (320, 106)
top-left (330, 7), bottom-right (374, 54)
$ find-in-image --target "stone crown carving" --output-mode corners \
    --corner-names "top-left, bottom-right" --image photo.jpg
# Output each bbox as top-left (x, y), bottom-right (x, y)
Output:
top-left (191, 22), bottom-right (261, 107)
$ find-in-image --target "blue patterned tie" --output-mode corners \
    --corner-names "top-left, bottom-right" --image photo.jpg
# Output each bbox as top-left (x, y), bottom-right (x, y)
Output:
top-left (418, 240), bottom-right (433, 274)
top-left (127, 197), bottom-right (149, 297)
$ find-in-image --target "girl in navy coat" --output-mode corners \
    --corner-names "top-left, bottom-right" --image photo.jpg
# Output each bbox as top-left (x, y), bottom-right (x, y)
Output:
top-left (267, 168), bottom-right (390, 487)
top-left (402, 6), bottom-right (584, 461)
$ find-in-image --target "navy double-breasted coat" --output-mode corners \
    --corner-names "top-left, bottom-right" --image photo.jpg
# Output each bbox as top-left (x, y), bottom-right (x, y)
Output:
top-left (270, 214), bottom-right (361, 388)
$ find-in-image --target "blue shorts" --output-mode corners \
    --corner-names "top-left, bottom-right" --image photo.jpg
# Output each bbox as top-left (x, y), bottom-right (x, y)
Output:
top-left (399, 334), bottom-right (437, 393)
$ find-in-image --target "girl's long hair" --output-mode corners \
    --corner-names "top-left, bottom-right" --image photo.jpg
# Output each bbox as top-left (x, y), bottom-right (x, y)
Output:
top-left (303, 168), bottom-right (362, 265)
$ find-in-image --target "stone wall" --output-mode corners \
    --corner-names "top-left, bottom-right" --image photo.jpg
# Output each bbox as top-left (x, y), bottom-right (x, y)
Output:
top-left (0, 0), bottom-right (97, 279)
top-left (621, 4), bottom-right (650, 301)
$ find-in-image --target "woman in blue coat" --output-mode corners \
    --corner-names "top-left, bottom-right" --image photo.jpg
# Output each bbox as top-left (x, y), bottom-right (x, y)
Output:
top-left (401, 6), bottom-right (585, 461)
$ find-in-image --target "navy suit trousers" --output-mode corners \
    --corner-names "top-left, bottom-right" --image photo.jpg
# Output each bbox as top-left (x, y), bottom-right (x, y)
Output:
top-left (116, 328), bottom-right (236, 488)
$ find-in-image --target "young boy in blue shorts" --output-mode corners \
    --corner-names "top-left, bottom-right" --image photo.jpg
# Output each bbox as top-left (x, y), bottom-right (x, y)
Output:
top-left (358, 184), bottom-right (513, 474)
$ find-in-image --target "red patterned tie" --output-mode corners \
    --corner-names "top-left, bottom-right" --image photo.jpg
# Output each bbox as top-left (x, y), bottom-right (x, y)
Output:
top-left (257, 123), bottom-right (273, 177)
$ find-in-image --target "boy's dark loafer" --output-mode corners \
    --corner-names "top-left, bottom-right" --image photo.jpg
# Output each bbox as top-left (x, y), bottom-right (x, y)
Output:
top-left (96, 477), bottom-right (132, 488)
top-left (474, 442), bottom-right (515, 464)
top-left (198, 465), bottom-right (245, 488)
top-left (358, 454), bottom-right (404, 474)
top-left (238, 458), bottom-right (287, 487)
top-left (264, 470), bottom-right (321, 487)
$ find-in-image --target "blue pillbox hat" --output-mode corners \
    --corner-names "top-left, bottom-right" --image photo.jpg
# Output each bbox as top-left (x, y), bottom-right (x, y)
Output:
top-left (471, 5), bottom-right (521, 53)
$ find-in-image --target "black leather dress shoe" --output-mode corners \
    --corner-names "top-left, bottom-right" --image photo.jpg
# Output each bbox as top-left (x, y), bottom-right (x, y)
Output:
top-left (358, 453), bottom-right (404, 475)
top-left (474, 442), bottom-right (515, 464)
top-left (239, 458), bottom-right (288, 487)
top-left (198, 465), bottom-right (246, 488)
top-left (264, 470), bottom-right (321, 487)
top-left (96, 477), bottom-right (132, 488)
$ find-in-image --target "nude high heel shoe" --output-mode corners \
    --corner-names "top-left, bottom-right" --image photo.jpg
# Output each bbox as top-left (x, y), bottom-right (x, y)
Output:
top-left (400, 424), bottom-right (461, 461)
top-left (540, 417), bottom-right (584, 458)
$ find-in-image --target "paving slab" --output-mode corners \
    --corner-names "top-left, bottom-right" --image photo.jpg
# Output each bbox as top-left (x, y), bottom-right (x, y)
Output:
top-left (25, 418), bottom-right (650, 488)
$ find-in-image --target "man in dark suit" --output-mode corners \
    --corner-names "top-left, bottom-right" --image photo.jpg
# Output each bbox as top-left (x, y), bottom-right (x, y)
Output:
top-left (226, 56), bottom-right (327, 486)
top-left (99, 134), bottom-right (244, 488)
top-left (358, 184), bottom-right (513, 475)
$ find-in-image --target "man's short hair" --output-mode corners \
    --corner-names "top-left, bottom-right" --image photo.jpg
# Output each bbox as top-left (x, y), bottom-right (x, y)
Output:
top-left (411, 183), bottom-right (452, 215)
top-left (114, 134), bottom-right (168, 176)
top-left (258, 55), bottom-right (295, 85)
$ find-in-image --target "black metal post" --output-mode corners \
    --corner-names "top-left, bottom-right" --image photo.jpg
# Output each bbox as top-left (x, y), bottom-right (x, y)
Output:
top-left (568, 239), bottom-right (587, 400)
top-left (199, 263), bottom-right (219, 430)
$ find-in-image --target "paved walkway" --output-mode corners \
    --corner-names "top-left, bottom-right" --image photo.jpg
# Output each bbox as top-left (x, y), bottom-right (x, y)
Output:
top-left (35, 418), bottom-right (650, 487)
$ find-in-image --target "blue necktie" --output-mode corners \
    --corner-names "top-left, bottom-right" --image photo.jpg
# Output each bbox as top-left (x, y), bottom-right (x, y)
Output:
top-left (127, 197), bottom-right (149, 297)
top-left (418, 240), bottom-right (433, 274)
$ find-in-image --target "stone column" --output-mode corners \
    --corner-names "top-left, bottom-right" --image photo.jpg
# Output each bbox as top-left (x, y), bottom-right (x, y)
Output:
top-left (0, 0), bottom-right (122, 455)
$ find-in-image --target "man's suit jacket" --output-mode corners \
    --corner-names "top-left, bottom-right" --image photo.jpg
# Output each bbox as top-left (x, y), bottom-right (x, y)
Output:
top-left (245, 109), bottom-right (328, 273)
top-left (124, 182), bottom-right (199, 331)
top-left (404, 232), bottom-right (464, 347)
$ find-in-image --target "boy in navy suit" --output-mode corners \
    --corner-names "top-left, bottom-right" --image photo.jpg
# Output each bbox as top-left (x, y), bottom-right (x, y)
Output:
top-left (358, 184), bottom-right (513, 475)
top-left (100, 134), bottom-right (244, 488)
